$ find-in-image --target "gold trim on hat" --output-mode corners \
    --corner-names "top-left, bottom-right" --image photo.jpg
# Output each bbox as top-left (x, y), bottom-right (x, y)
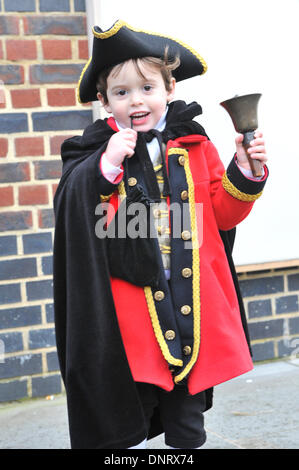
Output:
top-left (77, 20), bottom-right (207, 103)
top-left (92, 20), bottom-right (208, 75)
top-left (77, 56), bottom-right (92, 103)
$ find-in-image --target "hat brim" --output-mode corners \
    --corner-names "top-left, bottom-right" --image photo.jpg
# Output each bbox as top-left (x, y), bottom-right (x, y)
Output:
top-left (77, 20), bottom-right (207, 103)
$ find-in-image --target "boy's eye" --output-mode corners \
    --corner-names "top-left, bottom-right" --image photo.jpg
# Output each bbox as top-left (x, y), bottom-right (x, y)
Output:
top-left (144, 85), bottom-right (152, 92)
top-left (117, 90), bottom-right (127, 96)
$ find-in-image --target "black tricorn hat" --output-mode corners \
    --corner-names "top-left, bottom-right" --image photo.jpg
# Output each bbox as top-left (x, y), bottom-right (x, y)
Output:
top-left (77, 20), bottom-right (207, 103)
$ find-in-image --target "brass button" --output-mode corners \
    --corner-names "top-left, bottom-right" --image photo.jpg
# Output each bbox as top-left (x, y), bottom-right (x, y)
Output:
top-left (153, 209), bottom-right (161, 218)
top-left (182, 267), bottom-right (192, 278)
top-left (181, 305), bottom-right (191, 315)
top-left (183, 345), bottom-right (192, 356)
top-left (165, 330), bottom-right (176, 340)
top-left (154, 290), bottom-right (165, 301)
top-left (178, 155), bottom-right (185, 166)
top-left (128, 177), bottom-right (137, 186)
top-left (181, 190), bottom-right (188, 201)
top-left (181, 230), bottom-right (191, 241)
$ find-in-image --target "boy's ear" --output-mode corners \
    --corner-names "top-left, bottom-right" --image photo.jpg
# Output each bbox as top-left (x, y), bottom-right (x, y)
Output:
top-left (167, 77), bottom-right (176, 103)
top-left (96, 92), bottom-right (112, 113)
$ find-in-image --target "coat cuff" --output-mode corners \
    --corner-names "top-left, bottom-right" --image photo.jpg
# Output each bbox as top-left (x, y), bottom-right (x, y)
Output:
top-left (96, 151), bottom-right (123, 199)
top-left (222, 154), bottom-right (269, 202)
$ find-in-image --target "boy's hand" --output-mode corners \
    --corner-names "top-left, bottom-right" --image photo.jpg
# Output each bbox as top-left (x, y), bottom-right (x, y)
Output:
top-left (235, 130), bottom-right (268, 171)
top-left (105, 129), bottom-right (137, 167)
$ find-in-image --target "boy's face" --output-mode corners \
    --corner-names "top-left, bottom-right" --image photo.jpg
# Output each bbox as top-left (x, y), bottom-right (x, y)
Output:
top-left (97, 60), bottom-right (175, 132)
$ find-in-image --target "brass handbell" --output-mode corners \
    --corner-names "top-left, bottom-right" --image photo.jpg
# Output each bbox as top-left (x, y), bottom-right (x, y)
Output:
top-left (220, 93), bottom-right (263, 177)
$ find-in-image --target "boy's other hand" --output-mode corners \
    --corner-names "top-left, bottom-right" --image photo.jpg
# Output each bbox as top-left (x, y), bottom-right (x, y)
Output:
top-left (235, 130), bottom-right (268, 171)
top-left (105, 129), bottom-right (137, 167)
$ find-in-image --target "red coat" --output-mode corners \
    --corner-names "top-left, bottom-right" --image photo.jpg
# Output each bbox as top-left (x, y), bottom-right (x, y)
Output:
top-left (103, 130), bottom-right (268, 395)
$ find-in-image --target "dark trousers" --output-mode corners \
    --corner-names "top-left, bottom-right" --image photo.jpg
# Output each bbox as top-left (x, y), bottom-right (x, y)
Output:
top-left (135, 382), bottom-right (207, 449)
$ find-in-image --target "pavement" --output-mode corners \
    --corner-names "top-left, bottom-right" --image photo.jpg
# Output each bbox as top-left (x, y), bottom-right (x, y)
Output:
top-left (1, 359), bottom-right (299, 450)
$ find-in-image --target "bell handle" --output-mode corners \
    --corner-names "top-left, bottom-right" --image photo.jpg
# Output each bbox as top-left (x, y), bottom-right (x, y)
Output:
top-left (242, 131), bottom-right (263, 177)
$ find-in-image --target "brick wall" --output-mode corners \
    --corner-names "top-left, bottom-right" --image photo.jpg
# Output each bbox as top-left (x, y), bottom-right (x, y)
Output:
top-left (0, 1), bottom-right (299, 403)
top-left (0, 0), bottom-right (92, 402)
top-left (239, 267), bottom-right (299, 362)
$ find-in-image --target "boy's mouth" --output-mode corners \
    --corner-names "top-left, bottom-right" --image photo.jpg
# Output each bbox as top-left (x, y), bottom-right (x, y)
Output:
top-left (130, 112), bottom-right (150, 122)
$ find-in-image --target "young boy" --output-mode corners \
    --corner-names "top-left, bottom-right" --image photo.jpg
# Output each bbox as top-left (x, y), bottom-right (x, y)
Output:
top-left (53, 20), bottom-right (268, 450)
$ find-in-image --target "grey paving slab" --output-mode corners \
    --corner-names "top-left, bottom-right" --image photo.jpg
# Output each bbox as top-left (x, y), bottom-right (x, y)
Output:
top-left (1, 359), bottom-right (298, 449)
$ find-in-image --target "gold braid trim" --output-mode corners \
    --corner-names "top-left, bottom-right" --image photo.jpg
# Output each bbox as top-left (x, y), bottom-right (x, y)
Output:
top-left (159, 244), bottom-right (171, 254)
top-left (144, 287), bottom-right (183, 367)
top-left (92, 20), bottom-right (207, 74)
top-left (100, 192), bottom-right (114, 202)
top-left (154, 163), bottom-right (163, 172)
top-left (117, 180), bottom-right (126, 200)
top-left (100, 179), bottom-right (127, 203)
top-left (92, 20), bottom-right (127, 39)
top-left (168, 147), bottom-right (184, 156)
top-left (77, 57), bottom-right (92, 103)
top-left (172, 149), bottom-right (201, 384)
top-left (222, 172), bottom-right (263, 202)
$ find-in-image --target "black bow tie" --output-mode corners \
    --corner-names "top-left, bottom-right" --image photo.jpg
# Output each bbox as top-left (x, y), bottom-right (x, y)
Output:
top-left (133, 100), bottom-right (207, 202)
top-left (143, 129), bottom-right (171, 200)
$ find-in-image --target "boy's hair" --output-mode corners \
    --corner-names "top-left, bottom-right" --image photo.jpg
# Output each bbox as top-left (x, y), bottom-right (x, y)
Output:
top-left (96, 46), bottom-right (180, 104)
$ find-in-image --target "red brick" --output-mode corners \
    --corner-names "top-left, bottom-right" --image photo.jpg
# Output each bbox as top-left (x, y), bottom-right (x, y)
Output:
top-left (0, 139), bottom-right (8, 158)
top-left (19, 185), bottom-right (49, 205)
top-left (0, 89), bottom-right (6, 108)
top-left (11, 89), bottom-right (41, 108)
top-left (50, 134), bottom-right (72, 155)
top-left (78, 39), bottom-right (89, 59)
top-left (6, 39), bottom-right (37, 61)
top-left (52, 183), bottom-right (59, 197)
top-left (47, 88), bottom-right (76, 107)
top-left (42, 39), bottom-right (72, 60)
top-left (15, 137), bottom-right (44, 157)
top-left (0, 186), bottom-right (14, 207)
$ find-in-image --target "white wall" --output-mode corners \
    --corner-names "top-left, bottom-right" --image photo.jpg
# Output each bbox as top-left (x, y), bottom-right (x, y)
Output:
top-left (91, 0), bottom-right (299, 265)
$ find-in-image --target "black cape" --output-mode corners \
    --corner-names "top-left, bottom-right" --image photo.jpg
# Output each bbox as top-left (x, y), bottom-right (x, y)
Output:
top-left (53, 101), bottom-right (251, 449)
